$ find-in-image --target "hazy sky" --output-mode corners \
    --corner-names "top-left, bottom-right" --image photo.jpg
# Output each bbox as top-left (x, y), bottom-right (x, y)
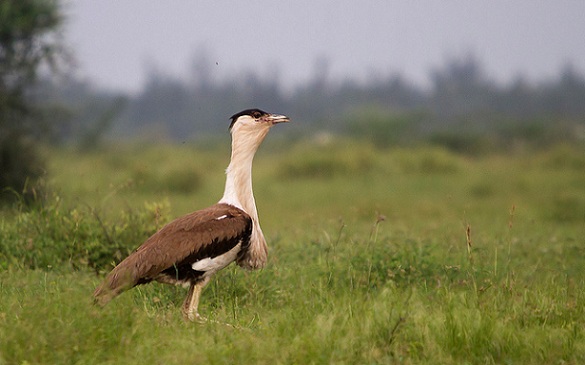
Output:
top-left (64, 1), bottom-right (585, 93)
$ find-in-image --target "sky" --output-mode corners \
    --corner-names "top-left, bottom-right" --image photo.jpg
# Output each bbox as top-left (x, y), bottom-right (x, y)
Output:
top-left (63, 1), bottom-right (585, 94)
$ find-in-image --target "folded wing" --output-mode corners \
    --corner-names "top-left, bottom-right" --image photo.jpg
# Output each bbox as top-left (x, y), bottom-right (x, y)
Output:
top-left (93, 203), bottom-right (252, 305)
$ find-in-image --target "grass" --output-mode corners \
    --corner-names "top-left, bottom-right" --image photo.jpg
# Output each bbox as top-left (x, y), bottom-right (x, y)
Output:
top-left (1, 140), bottom-right (585, 364)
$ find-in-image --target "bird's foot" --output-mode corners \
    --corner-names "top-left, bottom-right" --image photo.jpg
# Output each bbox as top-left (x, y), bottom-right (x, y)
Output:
top-left (183, 310), bottom-right (206, 323)
top-left (182, 310), bottom-right (246, 330)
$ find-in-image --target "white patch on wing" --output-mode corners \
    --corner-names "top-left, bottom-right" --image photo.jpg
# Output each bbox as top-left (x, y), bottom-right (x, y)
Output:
top-left (215, 214), bottom-right (228, 220)
top-left (191, 242), bottom-right (241, 273)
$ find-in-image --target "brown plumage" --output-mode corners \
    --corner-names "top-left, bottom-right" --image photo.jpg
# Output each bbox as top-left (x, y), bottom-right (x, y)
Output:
top-left (93, 109), bottom-right (289, 321)
top-left (93, 204), bottom-right (251, 303)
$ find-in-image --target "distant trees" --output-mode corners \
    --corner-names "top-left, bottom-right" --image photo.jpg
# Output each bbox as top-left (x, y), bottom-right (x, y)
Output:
top-left (120, 55), bottom-right (289, 140)
top-left (424, 57), bottom-right (585, 153)
top-left (38, 47), bottom-right (585, 153)
top-left (0, 0), bottom-right (64, 201)
top-left (125, 53), bottom-right (583, 146)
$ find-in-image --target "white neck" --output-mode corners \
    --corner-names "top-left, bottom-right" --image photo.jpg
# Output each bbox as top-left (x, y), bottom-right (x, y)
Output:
top-left (218, 125), bottom-right (270, 269)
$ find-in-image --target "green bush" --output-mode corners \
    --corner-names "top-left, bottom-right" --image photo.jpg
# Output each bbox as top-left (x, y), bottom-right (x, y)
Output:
top-left (537, 144), bottom-right (585, 171)
top-left (547, 191), bottom-right (585, 223)
top-left (0, 193), bottom-right (170, 271)
top-left (391, 147), bottom-right (464, 174)
top-left (428, 131), bottom-right (493, 155)
top-left (132, 165), bottom-right (202, 194)
top-left (276, 142), bottom-right (376, 179)
top-left (0, 132), bottom-right (45, 203)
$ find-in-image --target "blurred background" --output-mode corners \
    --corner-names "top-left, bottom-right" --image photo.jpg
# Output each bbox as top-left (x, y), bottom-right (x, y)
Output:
top-left (1, 0), bottom-right (585, 199)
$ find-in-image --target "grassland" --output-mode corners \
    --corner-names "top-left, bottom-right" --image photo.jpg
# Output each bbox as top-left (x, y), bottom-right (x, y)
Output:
top-left (1, 140), bottom-right (584, 364)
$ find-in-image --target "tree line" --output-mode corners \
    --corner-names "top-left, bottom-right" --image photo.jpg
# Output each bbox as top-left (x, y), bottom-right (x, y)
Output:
top-left (40, 53), bottom-right (585, 153)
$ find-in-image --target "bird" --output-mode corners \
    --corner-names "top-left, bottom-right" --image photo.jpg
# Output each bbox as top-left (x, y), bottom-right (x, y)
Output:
top-left (93, 108), bottom-right (290, 321)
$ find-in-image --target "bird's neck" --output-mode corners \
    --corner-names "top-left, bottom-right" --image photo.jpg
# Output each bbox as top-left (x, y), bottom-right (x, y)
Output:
top-left (219, 128), bottom-right (269, 269)
top-left (219, 127), bottom-right (269, 221)
top-left (220, 157), bottom-right (257, 220)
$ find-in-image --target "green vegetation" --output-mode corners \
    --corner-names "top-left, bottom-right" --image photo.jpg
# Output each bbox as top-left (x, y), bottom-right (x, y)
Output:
top-left (1, 141), bottom-right (584, 364)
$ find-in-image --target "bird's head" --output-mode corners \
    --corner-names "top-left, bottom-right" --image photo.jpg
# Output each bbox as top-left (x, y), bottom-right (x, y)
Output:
top-left (229, 108), bottom-right (290, 135)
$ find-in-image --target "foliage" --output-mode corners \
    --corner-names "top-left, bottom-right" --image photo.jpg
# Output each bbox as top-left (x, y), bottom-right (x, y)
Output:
top-left (275, 140), bottom-right (377, 179)
top-left (275, 141), bottom-right (464, 180)
top-left (0, 193), bottom-right (170, 271)
top-left (0, 0), bottom-right (65, 202)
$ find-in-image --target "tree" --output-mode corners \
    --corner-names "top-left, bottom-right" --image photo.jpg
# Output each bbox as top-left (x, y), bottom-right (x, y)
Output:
top-left (0, 0), bottom-right (64, 201)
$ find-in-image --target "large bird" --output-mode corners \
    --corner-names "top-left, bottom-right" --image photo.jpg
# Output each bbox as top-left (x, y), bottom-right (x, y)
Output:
top-left (93, 109), bottom-right (289, 321)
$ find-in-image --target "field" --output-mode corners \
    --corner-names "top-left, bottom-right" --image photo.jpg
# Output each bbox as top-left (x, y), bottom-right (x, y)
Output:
top-left (1, 140), bottom-right (584, 364)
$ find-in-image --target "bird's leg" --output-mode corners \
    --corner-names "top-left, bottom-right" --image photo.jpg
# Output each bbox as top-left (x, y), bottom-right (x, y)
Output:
top-left (182, 283), bottom-right (203, 322)
top-left (182, 277), bottom-right (210, 322)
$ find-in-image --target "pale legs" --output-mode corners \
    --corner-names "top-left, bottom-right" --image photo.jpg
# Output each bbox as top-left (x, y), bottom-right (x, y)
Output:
top-left (182, 277), bottom-right (210, 322)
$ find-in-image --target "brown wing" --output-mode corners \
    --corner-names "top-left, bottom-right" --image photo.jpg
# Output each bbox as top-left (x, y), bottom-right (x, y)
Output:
top-left (93, 203), bottom-right (252, 305)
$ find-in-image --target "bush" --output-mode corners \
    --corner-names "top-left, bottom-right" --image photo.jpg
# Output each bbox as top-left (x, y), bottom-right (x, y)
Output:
top-left (0, 193), bottom-right (170, 271)
top-left (276, 142), bottom-right (377, 179)
top-left (537, 144), bottom-right (585, 171)
top-left (132, 165), bottom-right (202, 194)
top-left (390, 147), bottom-right (464, 174)
top-left (0, 131), bottom-right (45, 203)
top-left (427, 131), bottom-right (493, 155)
top-left (547, 192), bottom-right (585, 223)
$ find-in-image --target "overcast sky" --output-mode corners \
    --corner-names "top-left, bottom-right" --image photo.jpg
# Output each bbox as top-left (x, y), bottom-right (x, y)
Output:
top-left (64, 1), bottom-right (585, 93)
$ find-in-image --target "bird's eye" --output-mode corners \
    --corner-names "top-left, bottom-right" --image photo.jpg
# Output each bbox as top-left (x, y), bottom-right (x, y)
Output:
top-left (252, 111), bottom-right (262, 119)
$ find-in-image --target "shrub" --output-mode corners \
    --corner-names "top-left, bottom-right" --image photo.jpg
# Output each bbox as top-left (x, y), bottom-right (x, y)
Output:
top-left (0, 193), bottom-right (170, 271)
top-left (537, 144), bottom-right (585, 171)
top-left (276, 142), bottom-right (376, 179)
top-left (428, 131), bottom-right (493, 155)
top-left (390, 147), bottom-right (464, 174)
top-left (0, 131), bottom-right (45, 203)
top-left (547, 192), bottom-right (585, 223)
top-left (132, 165), bottom-right (202, 194)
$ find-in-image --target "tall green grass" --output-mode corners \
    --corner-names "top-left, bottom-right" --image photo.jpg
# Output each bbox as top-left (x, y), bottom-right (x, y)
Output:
top-left (1, 141), bottom-right (584, 364)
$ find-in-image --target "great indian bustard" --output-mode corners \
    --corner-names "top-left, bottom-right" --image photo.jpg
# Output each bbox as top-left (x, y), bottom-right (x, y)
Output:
top-left (93, 108), bottom-right (289, 321)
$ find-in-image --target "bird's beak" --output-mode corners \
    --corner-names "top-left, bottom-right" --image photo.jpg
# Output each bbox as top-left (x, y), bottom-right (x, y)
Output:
top-left (265, 114), bottom-right (290, 125)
